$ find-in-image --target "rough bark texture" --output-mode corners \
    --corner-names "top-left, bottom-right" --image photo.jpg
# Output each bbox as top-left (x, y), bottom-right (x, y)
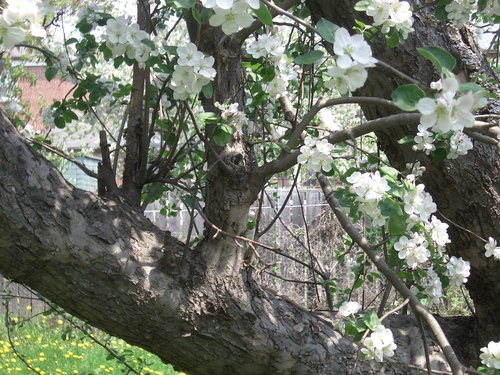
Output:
top-left (0, 110), bottom-right (454, 374)
top-left (307, 0), bottom-right (500, 365)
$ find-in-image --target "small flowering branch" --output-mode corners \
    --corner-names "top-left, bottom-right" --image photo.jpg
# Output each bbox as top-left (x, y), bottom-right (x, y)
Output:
top-left (317, 173), bottom-right (466, 375)
top-left (262, 112), bottom-right (420, 176)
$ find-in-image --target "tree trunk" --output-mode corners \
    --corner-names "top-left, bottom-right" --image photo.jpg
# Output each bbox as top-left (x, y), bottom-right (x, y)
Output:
top-left (307, 0), bottom-right (500, 365)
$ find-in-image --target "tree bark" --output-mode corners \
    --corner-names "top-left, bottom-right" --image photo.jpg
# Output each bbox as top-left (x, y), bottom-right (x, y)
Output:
top-left (0, 108), bottom-right (453, 374)
top-left (307, 0), bottom-right (500, 364)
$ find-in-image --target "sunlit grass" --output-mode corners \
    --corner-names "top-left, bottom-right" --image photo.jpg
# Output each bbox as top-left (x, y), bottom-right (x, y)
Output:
top-left (0, 308), bottom-right (184, 375)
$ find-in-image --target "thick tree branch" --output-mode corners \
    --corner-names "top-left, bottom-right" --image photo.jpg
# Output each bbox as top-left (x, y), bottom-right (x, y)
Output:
top-left (260, 112), bottom-right (420, 177)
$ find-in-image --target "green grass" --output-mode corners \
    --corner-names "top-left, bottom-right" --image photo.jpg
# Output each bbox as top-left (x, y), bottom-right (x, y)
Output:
top-left (0, 311), bottom-right (184, 375)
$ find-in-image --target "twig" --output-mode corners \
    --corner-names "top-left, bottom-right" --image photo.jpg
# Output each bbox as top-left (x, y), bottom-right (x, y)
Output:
top-left (416, 312), bottom-right (434, 375)
top-left (28, 138), bottom-right (98, 179)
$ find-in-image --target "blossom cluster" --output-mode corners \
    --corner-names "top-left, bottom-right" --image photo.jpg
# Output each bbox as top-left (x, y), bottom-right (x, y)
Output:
top-left (324, 28), bottom-right (377, 95)
top-left (169, 43), bottom-right (216, 100)
top-left (247, 33), bottom-right (285, 61)
top-left (446, 255), bottom-right (470, 286)
top-left (103, 16), bottom-right (153, 68)
top-left (480, 341), bottom-right (500, 369)
top-left (202, 0), bottom-right (259, 35)
top-left (297, 137), bottom-right (335, 173)
top-left (246, 32), bottom-right (300, 99)
top-left (394, 233), bottom-right (430, 269)
top-left (346, 171), bottom-right (390, 226)
top-left (0, 0), bottom-right (50, 50)
top-left (413, 125), bottom-right (474, 160)
top-left (365, 0), bottom-right (414, 38)
top-left (417, 77), bottom-right (486, 134)
top-left (445, 0), bottom-right (476, 28)
top-left (361, 325), bottom-right (397, 362)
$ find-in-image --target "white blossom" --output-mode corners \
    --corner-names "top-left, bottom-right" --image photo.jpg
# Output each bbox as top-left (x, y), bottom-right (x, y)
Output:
top-left (413, 124), bottom-right (435, 155)
top-left (420, 268), bottom-right (442, 307)
top-left (338, 301), bottom-right (361, 317)
top-left (324, 63), bottom-right (369, 95)
top-left (425, 216), bottom-right (450, 248)
top-left (446, 256), bottom-right (470, 286)
top-left (480, 341), bottom-right (500, 369)
top-left (447, 131), bottom-right (473, 159)
top-left (361, 325), bottom-right (397, 362)
top-left (394, 232), bottom-right (430, 269)
top-left (365, 0), bottom-right (414, 38)
top-left (484, 237), bottom-right (500, 260)
top-left (333, 28), bottom-right (377, 69)
top-left (209, 2), bottom-right (254, 35)
top-left (418, 77), bottom-right (480, 133)
top-left (445, 0), bottom-right (476, 28)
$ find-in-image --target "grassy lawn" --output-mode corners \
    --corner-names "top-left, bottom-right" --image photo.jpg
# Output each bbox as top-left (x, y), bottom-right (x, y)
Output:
top-left (0, 310), bottom-right (183, 375)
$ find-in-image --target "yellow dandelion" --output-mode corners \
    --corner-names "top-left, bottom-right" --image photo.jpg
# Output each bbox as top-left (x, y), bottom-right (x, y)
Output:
top-left (57, 320), bottom-right (63, 325)
top-left (26, 305), bottom-right (32, 311)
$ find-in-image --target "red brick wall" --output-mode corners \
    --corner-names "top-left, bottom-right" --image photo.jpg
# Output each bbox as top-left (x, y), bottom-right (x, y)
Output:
top-left (19, 65), bottom-right (75, 131)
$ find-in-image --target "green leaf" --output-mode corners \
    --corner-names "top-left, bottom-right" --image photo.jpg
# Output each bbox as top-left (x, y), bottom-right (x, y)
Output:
top-left (386, 30), bottom-right (400, 48)
top-left (435, 6), bottom-right (449, 20)
top-left (212, 123), bottom-right (236, 146)
top-left (391, 84), bottom-right (426, 111)
top-left (142, 38), bottom-right (156, 50)
top-left (379, 165), bottom-right (399, 181)
top-left (192, 7), bottom-right (202, 24)
top-left (76, 20), bottom-right (93, 33)
top-left (259, 66), bottom-right (276, 82)
top-left (345, 320), bottom-right (367, 335)
top-left (378, 198), bottom-right (403, 217)
top-left (65, 38), bottom-right (78, 46)
top-left (398, 134), bottom-right (416, 144)
top-left (113, 55), bottom-right (124, 69)
top-left (202, 82), bottom-right (213, 99)
top-left (252, 3), bottom-right (273, 28)
top-left (251, 91), bottom-right (267, 106)
top-left (417, 46), bottom-right (456, 74)
top-left (388, 215), bottom-right (407, 236)
top-left (363, 310), bottom-right (381, 331)
top-left (458, 82), bottom-right (485, 94)
top-left (354, 0), bottom-right (370, 11)
top-left (431, 147), bottom-right (448, 162)
top-left (317, 18), bottom-right (339, 44)
top-left (294, 50), bottom-right (324, 65)
top-left (172, 0), bottom-right (195, 8)
top-left (63, 109), bottom-right (78, 123)
top-left (388, 248), bottom-right (400, 268)
top-left (54, 116), bottom-right (66, 129)
top-left (45, 67), bottom-right (58, 82)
